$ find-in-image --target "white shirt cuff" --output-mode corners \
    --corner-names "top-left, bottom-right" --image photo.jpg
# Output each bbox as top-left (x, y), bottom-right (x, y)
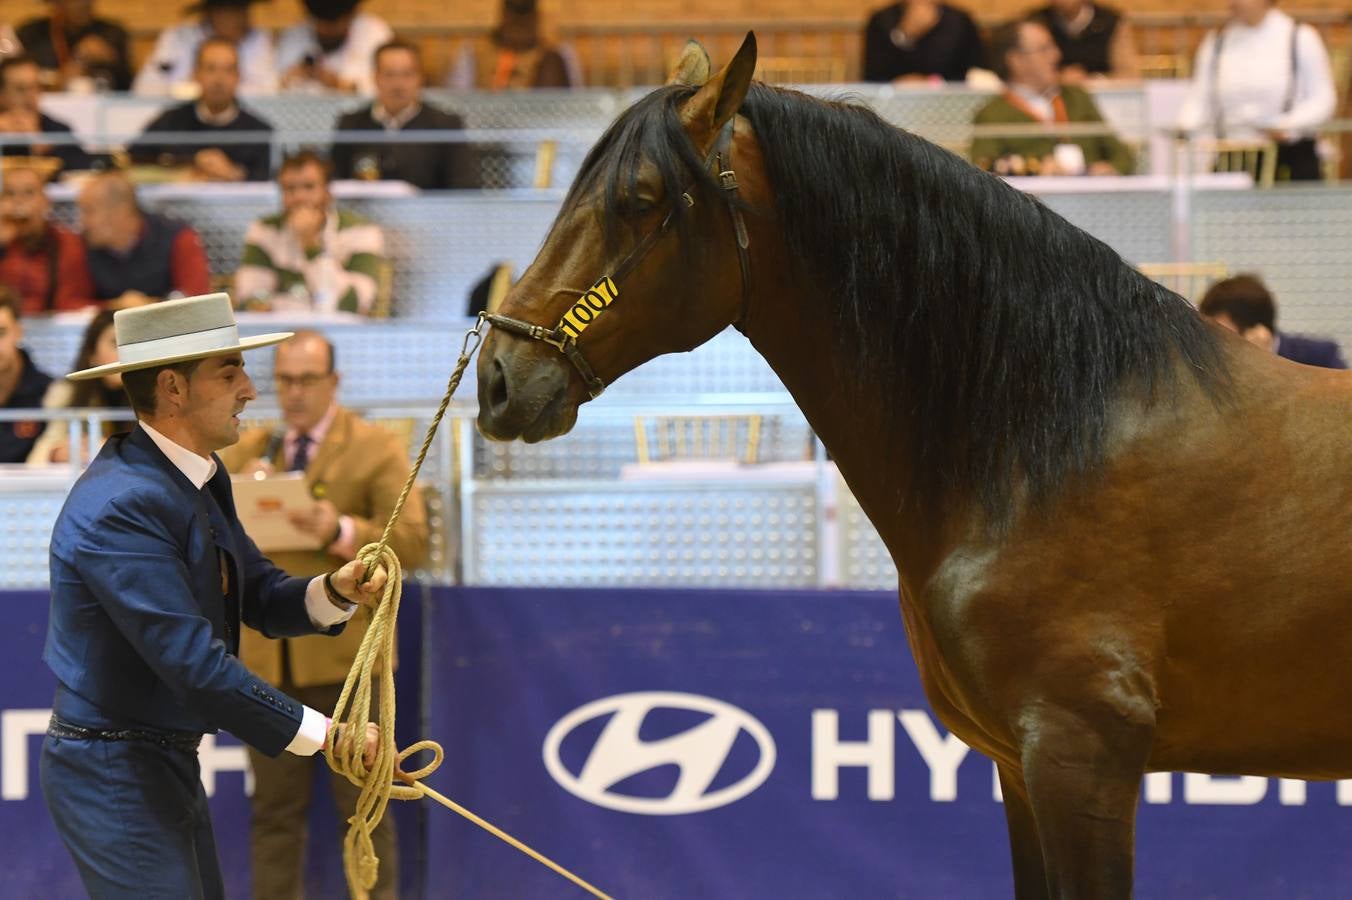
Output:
top-left (304, 574), bottom-right (358, 629)
top-left (285, 704), bottom-right (329, 756)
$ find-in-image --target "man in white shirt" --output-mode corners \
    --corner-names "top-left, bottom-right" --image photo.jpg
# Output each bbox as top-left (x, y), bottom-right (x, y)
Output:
top-left (276, 0), bottom-right (392, 96)
top-left (1177, 0), bottom-right (1335, 181)
top-left (41, 293), bottom-right (384, 898)
top-left (133, 0), bottom-right (277, 96)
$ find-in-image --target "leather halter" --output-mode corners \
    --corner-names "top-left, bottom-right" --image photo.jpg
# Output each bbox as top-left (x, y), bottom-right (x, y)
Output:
top-left (482, 118), bottom-right (752, 398)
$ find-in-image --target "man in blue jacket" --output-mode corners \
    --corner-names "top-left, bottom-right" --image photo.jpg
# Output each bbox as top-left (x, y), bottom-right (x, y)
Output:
top-left (41, 292), bottom-right (386, 899)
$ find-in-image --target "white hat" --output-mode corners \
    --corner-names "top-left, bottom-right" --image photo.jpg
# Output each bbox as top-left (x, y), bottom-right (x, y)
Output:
top-left (68, 293), bottom-right (293, 381)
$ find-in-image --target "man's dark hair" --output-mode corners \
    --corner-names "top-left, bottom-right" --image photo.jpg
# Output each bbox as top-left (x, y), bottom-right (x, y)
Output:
top-left (374, 39), bottom-right (422, 70)
top-left (278, 149), bottom-right (333, 183)
top-left (195, 36), bottom-right (239, 70)
top-left (0, 285), bottom-right (20, 323)
top-left (988, 18), bottom-right (1040, 81)
top-left (1198, 274), bottom-right (1277, 333)
top-left (122, 358), bottom-right (205, 416)
top-left (0, 54), bottom-right (39, 91)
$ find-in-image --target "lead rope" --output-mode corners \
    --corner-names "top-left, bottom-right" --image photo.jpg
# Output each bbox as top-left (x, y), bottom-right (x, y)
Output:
top-left (323, 314), bottom-right (614, 900)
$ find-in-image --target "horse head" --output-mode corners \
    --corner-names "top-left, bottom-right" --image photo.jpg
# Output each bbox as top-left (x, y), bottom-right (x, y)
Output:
top-left (476, 34), bottom-right (762, 442)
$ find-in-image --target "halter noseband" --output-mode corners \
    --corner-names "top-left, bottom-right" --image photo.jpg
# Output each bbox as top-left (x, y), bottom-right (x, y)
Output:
top-left (482, 119), bottom-right (752, 399)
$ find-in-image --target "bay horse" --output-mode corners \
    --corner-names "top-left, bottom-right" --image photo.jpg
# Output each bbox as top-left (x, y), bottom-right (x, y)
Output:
top-left (474, 33), bottom-right (1352, 898)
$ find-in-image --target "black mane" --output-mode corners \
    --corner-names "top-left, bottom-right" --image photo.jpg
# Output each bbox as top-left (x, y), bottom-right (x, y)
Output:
top-left (565, 82), bottom-right (1231, 520)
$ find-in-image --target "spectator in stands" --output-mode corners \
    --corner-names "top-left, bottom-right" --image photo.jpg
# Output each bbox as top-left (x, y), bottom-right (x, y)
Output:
top-left (970, 18), bottom-right (1134, 175)
top-left (331, 40), bottom-right (475, 189)
top-left (235, 151), bottom-right (387, 315)
top-left (862, 0), bottom-right (985, 83)
top-left (27, 308), bottom-right (135, 465)
top-left (133, 0), bottom-right (276, 96)
top-left (0, 165), bottom-right (95, 314)
top-left (276, 0), bottom-right (392, 96)
top-left (77, 170), bottom-right (211, 307)
top-left (16, 0), bottom-right (133, 92)
top-left (0, 55), bottom-right (96, 174)
top-left (220, 329), bottom-right (425, 900)
top-left (1028, 0), bottom-right (1139, 83)
top-left (1199, 274), bottom-right (1346, 369)
top-left (130, 38), bottom-right (274, 182)
top-left (1176, 0), bottom-right (1335, 182)
top-left (0, 286), bottom-right (54, 463)
top-left (448, 0), bottom-right (580, 90)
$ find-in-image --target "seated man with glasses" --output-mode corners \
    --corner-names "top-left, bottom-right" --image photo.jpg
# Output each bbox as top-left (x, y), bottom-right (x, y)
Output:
top-left (219, 328), bottom-right (427, 900)
top-left (970, 17), bottom-right (1134, 176)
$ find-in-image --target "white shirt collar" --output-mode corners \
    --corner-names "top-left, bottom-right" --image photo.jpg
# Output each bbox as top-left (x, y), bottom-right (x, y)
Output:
top-left (371, 101), bottom-right (422, 130)
top-left (141, 421), bottom-right (218, 489)
top-left (286, 402), bottom-right (339, 448)
top-left (195, 101), bottom-right (241, 126)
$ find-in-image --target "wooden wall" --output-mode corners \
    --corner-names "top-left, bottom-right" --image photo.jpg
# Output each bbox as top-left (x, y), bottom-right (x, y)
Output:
top-left (9, 1), bottom-right (1352, 86)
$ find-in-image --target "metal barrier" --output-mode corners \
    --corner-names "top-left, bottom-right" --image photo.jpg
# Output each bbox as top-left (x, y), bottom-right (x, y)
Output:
top-left (0, 395), bottom-right (896, 592)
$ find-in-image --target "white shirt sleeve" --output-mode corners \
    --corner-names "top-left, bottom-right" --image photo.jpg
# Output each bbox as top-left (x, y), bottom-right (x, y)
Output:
top-left (1268, 24), bottom-right (1337, 132)
top-left (284, 704), bottom-right (329, 756)
top-left (1176, 31), bottom-right (1218, 134)
top-left (238, 29), bottom-right (279, 95)
top-left (304, 574), bottom-right (358, 628)
top-left (133, 26), bottom-right (193, 96)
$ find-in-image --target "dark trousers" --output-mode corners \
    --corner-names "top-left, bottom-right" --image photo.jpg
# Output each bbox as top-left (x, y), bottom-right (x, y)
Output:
top-left (246, 680), bottom-right (398, 900)
top-left (41, 733), bottom-right (224, 899)
top-left (1274, 138), bottom-right (1322, 181)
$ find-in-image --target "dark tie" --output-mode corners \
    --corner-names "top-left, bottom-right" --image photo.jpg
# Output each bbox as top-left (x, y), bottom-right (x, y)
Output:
top-left (290, 433), bottom-right (312, 472)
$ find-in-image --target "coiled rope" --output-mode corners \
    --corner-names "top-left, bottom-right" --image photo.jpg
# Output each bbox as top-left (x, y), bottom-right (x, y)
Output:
top-left (323, 315), bottom-right (613, 900)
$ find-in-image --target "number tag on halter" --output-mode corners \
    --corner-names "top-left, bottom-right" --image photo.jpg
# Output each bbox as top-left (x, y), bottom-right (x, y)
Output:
top-left (556, 276), bottom-right (620, 341)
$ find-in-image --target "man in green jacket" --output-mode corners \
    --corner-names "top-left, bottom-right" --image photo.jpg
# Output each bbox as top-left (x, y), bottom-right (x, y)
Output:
top-left (971, 18), bottom-right (1134, 176)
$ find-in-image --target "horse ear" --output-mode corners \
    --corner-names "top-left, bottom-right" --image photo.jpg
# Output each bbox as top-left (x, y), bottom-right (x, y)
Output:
top-left (667, 40), bottom-right (712, 86)
top-left (684, 31), bottom-right (758, 135)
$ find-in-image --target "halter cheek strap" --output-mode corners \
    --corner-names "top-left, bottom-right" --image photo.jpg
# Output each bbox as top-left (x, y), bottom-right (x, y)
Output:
top-left (482, 119), bottom-right (752, 399)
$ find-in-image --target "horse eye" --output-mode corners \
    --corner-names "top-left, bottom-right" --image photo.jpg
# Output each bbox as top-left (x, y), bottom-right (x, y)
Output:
top-left (630, 196), bottom-right (659, 215)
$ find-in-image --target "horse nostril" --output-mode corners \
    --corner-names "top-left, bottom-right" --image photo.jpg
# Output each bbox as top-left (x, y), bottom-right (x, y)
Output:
top-left (489, 357), bottom-right (510, 415)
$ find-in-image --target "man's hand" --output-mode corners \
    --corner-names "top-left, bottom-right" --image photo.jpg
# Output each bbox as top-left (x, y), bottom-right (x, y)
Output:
top-left (286, 205), bottom-right (326, 251)
top-left (193, 148), bottom-right (244, 182)
top-left (288, 498), bottom-right (340, 546)
top-left (330, 557), bottom-right (389, 607)
top-left (328, 720), bottom-right (380, 766)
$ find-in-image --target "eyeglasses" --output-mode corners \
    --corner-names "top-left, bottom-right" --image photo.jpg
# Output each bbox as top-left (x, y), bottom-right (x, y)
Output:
top-left (275, 373), bottom-right (332, 390)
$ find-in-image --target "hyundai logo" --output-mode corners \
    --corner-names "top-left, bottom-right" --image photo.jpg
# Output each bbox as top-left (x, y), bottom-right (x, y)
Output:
top-left (542, 691), bottom-right (776, 815)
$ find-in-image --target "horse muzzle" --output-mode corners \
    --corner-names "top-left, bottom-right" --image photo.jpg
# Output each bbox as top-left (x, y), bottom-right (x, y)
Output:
top-left (476, 333), bottom-right (580, 443)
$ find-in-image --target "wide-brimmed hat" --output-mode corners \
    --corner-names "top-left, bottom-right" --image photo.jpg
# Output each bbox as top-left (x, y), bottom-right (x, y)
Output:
top-left (69, 293), bottom-right (292, 381)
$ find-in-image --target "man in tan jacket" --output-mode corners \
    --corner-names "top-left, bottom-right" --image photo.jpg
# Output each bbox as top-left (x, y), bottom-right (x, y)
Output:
top-left (221, 328), bottom-right (428, 900)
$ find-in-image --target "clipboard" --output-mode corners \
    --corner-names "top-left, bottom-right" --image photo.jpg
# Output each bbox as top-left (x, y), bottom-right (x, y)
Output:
top-left (231, 472), bottom-right (324, 552)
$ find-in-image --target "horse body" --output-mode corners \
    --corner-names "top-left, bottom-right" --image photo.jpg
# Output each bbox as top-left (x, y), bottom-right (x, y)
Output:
top-left (475, 33), bottom-right (1352, 898)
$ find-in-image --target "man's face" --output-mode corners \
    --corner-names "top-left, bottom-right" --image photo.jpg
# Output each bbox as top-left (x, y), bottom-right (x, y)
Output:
top-left (374, 49), bottom-right (422, 114)
top-left (1208, 313), bottom-right (1274, 350)
top-left (76, 181), bottom-right (130, 249)
top-left (279, 162), bottom-right (331, 216)
top-left (205, 7), bottom-right (250, 44)
top-left (0, 62), bottom-right (42, 116)
top-left (314, 14), bottom-right (354, 53)
top-left (0, 308), bottom-right (22, 379)
top-left (274, 337), bottom-right (338, 433)
top-left (1008, 23), bottom-right (1061, 94)
top-left (178, 353), bottom-right (257, 451)
top-left (1, 170), bottom-right (51, 242)
top-left (195, 42), bottom-right (241, 110)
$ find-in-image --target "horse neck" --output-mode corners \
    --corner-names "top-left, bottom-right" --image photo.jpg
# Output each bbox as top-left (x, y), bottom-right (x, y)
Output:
top-left (740, 249), bottom-right (953, 587)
